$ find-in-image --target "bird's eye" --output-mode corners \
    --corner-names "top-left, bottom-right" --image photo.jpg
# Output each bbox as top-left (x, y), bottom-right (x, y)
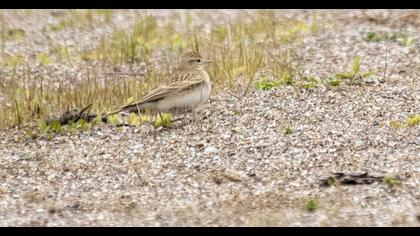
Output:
top-left (197, 59), bottom-right (201, 62)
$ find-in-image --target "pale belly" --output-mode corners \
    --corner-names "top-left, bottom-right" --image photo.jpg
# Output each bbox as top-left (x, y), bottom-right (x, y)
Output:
top-left (156, 76), bottom-right (211, 113)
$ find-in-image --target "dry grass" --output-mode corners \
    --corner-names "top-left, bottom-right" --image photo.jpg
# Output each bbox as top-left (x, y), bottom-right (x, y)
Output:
top-left (0, 10), bottom-right (322, 129)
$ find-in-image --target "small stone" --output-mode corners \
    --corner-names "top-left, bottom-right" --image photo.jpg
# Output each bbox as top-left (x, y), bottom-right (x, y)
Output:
top-left (204, 146), bottom-right (219, 154)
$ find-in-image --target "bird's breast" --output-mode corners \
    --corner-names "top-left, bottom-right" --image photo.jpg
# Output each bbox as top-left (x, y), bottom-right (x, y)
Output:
top-left (156, 71), bottom-right (211, 112)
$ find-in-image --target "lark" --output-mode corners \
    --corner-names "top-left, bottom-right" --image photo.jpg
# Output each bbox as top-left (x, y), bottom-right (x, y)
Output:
top-left (105, 50), bottom-right (212, 121)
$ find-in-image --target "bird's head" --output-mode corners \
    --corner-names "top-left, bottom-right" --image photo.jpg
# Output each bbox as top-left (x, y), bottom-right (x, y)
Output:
top-left (178, 50), bottom-right (211, 70)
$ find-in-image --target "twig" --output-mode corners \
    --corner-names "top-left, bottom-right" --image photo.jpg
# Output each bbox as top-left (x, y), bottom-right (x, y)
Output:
top-left (45, 103), bottom-right (95, 126)
top-left (320, 172), bottom-right (387, 187)
top-left (227, 91), bottom-right (242, 100)
top-left (242, 51), bottom-right (264, 97)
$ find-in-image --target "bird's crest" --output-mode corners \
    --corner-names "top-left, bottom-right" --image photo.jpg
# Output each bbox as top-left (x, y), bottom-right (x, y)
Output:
top-left (180, 50), bottom-right (201, 61)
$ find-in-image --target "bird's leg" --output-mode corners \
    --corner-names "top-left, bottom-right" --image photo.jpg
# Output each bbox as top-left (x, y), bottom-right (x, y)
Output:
top-left (192, 108), bottom-right (203, 129)
top-left (197, 109), bottom-right (204, 129)
top-left (192, 109), bottom-right (197, 124)
top-left (157, 112), bottom-right (164, 126)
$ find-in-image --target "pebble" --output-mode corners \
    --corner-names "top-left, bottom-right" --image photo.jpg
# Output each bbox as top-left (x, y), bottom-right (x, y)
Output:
top-left (204, 146), bottom-right (219, 154)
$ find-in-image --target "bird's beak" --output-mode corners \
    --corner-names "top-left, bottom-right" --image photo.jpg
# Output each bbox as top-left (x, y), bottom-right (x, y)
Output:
top-left (202, 59), bottom-right (212, 64)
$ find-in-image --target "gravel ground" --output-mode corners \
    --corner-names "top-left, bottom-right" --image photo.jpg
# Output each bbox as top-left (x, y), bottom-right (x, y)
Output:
top-left (0, 10), bottom-right (419, 226)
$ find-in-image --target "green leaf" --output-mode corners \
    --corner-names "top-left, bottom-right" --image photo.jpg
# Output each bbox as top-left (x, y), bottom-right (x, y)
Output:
top-left (69, 126), bottom-right (78, 135)
top-left (328, 79), bottom-right (341, 86)
top-left (364, 32), bottom-right (383, 42)
top-left (361, 71), bottom-right (375, 78)
top-left (284, 127), bottom-right (293, 134)
top-left (25, 129), bottom-right (37, 139)
top-left (406, 114), bottom-right (420, 127)
top-left (76, 119), bottom-right (90, 131)
top-left (383, 176), bottom-right (400, 186)
top-left (400, 37), bottom-right (416, 47)
top-left (39, 121), bottom-right (50, 137)
top-left (351, 56), bottom-right (362, 75)
top-left (336, 73), bottom-right (353, 79)
top-left (300, 82), bottom-right (317, 90)
top-left (49, 120), bottom-right (62, 133)
top-left (107, 114), bottom-right (121, 125)
top-left (278, 71), bottom-right (294, 85)
top-left (389, 120), bottom-right (404, 129)
top-left (6, 28), bottom-right (26, 41)
top-left (127, 112), bottom-right (142, 126)
top-left (305, 199), bottom-right (318, 212)
top-left (303, 76), bottom-right (318, 83)
top-left (155, 113), bottom-right (173, 127)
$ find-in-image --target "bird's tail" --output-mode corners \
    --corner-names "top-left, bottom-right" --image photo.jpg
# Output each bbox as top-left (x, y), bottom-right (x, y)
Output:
top-left (101, 103), bottom-right (146, 122)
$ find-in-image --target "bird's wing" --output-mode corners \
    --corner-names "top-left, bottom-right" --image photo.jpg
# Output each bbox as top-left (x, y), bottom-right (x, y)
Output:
top-left (119, 72), bottom-right (205, 110)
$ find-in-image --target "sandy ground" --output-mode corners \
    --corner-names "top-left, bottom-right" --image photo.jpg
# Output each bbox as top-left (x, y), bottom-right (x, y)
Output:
top-left (0, 10), bottom-right (419, 226)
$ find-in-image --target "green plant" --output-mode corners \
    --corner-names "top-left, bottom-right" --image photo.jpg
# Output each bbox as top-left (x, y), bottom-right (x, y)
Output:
top-left (390, 32), bottom-right (416, 47)
top-left (335, 56), bottom-right (374, 84)
top-left (49, 120), bottom-right (63, 133)
top-left (383, 175), bottom-right (400, 187)
top-left (389, 120), bottom-right (404, 129)
top-left (327, 78), bottom-right (341, 87)
top-left (279, 71), bottom-right (294, 85)
top-left (284, 127), bottom-right (293, 134)
top-left (91, 115), bottom-right (103, 126)
top-left (363, 32), bottom-right (387, 42)
top-left (254, 70), bottom-right (295, 91)
top-left (255, 77), bottom-right (282, 90)
top-left (24, 129), bottom-right (37, 139)
top-left (406, 114), bottom-right (420, 127)
top-left (363, 31), bottom-right (416, 47)
top-left (241, 46), bottom-right (265, 96)
top-left (107, 114), bottom-right (122, 125)
top-left (155, 113), bottom-right (173, 127)
top-left (72, 119), bottom-right (92, 132)
top-left (13, 88), bottom-right (25, 126)
top-left (299, 82), bottom-right (317, 90)
top-left (38, 121), bottom-right (50, 137)
top-left (399, 36), bottom-right (416, 47)
top-left (127, 112), bottom-right (142, 126)
top-left (6, 28), bottom-right (25, 41)
top-left (305, 199), bottom-right (318, 212)
top-left (233, 109), bottom-right (241, 116)
top-left (37, 120), bottom-right (74, 138)
top-left (233, 127), bottom-right (245, 134)
top-left (389, 114), bottom-right (420, 129)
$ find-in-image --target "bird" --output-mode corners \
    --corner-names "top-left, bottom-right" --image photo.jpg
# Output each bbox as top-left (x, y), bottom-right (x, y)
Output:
top-left (104, 50), bottom-right (212, 122)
